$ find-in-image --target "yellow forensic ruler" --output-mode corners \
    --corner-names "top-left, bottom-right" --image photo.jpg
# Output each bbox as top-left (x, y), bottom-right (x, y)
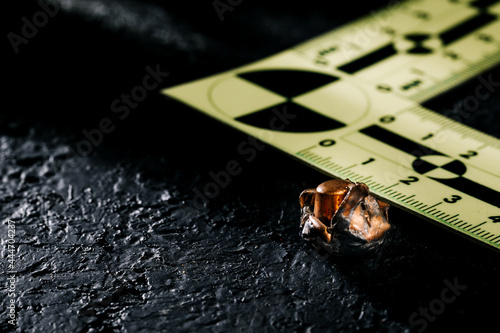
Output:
top-left (163, 0), bottom-right (500, 250)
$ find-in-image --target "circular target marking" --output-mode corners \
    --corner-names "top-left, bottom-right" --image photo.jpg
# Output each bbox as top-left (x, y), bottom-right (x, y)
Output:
top-left (209, 69), bottom-right (368, 133)
top-left (412, 155), bottom-right (466, 179)
top-left (394, 32), bottom-right (442, 55)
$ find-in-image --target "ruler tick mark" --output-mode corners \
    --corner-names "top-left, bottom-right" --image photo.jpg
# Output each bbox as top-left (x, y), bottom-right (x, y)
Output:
top-left (298, 146), bottom-right (317, 154)
top-left (490, 235), bottom-right (500, 243)
top-left (340, 164), bottom-right (357, 172)
top-left (384, 183), bottom-right (399, 190)
top-left (423, 203), bottom-right (442, 212)
top-left (444, 214), bottom-right (459, 222)
top-left (402, 195), bottom-right (415, 202)
top-left (466, 222), bottom-right (487, 232)
top-left (318, 157), bottom-right (331, 164)
top-left (476, 230), bottom-right (487, 236)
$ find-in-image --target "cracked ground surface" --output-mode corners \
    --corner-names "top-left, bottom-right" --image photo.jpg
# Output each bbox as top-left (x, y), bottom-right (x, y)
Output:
top-left (3, 1), bottom-right (500, 332)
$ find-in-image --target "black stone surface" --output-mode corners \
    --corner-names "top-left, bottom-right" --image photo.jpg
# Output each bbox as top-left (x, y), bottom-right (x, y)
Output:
top-left (3, 1), bottom-right (500, 332)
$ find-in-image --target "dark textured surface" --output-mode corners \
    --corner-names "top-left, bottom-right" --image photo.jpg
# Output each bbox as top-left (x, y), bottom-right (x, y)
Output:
top-left (3, 1), bottom-right (500, 332)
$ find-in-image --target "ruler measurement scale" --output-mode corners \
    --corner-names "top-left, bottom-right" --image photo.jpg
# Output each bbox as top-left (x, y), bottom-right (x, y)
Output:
top-left (294, 100), bottom-right (500, 247)
top-left (163, 0), bottom-right (500, 251)
top-left (296, 144), bottom-right (500, 247)
top-left (296, 0), bottom-right (500, 102)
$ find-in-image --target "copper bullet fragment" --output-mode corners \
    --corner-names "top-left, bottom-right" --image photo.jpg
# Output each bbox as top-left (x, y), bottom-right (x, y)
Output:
top-left (299, 179), bottom-right (390, 255)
